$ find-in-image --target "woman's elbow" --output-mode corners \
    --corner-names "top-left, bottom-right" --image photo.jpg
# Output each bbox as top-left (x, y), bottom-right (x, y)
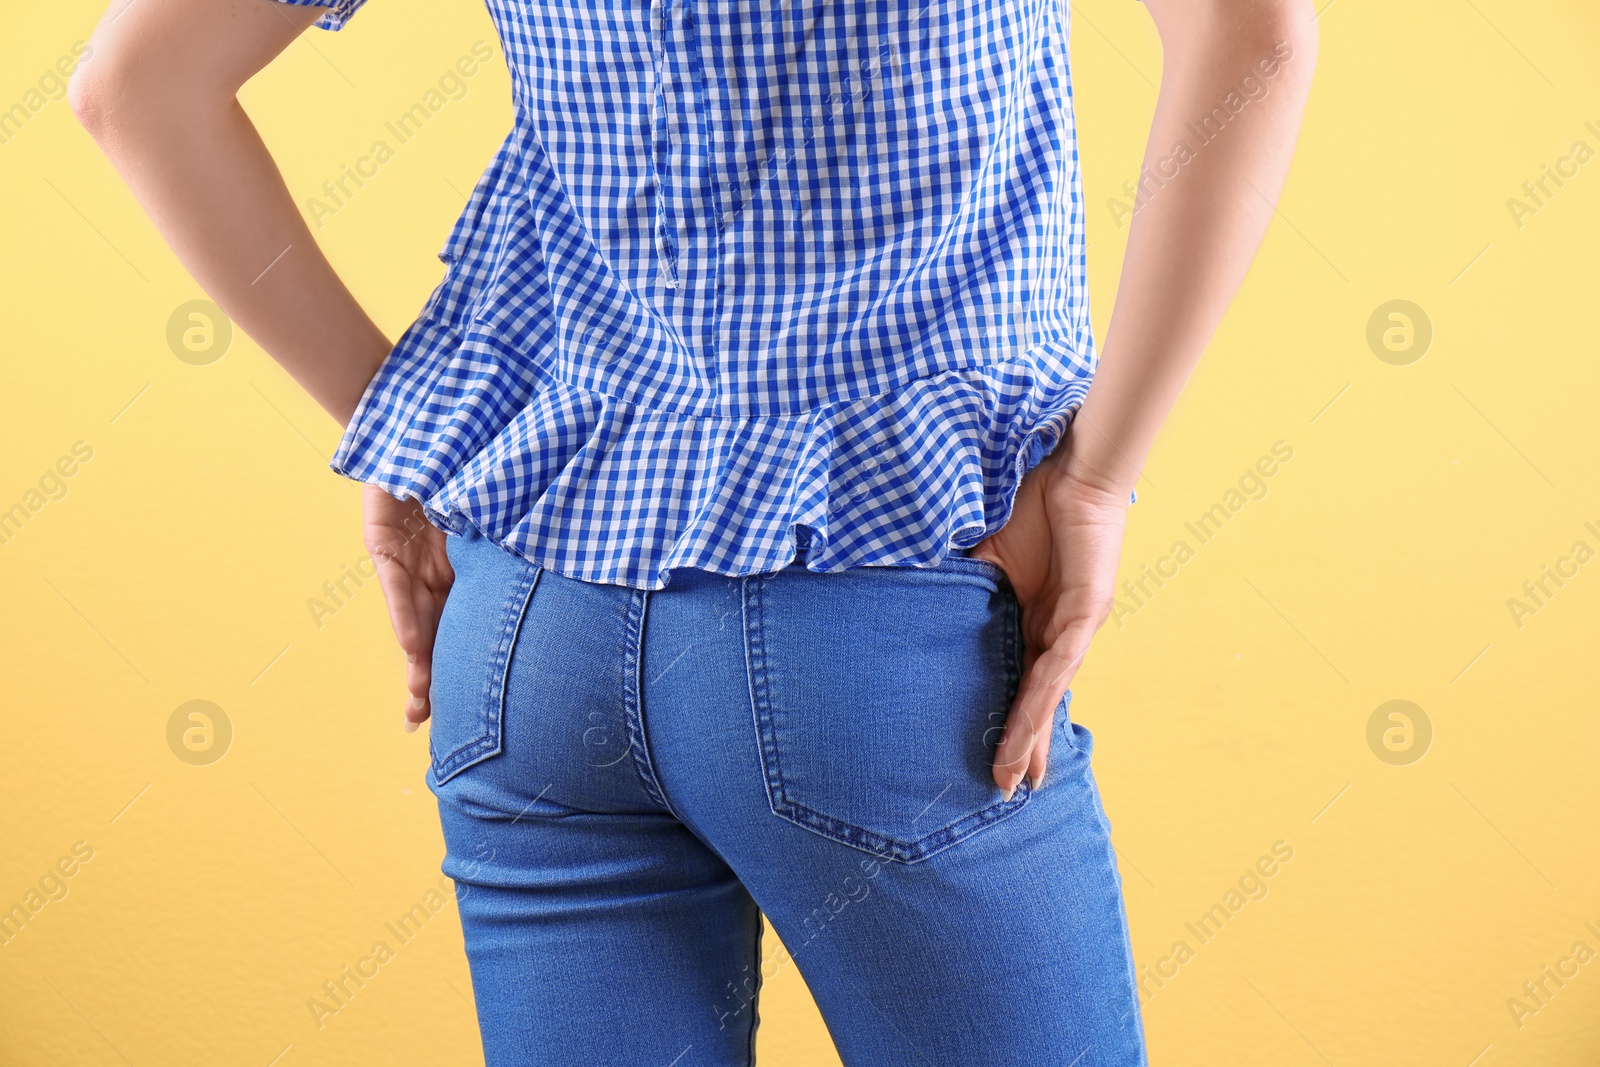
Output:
top-left (68, 58), bottom-right (123, 141)
top-left (68, 46), bottom-right (224, 143)
top-left (1238, 0), bottom-right (1320, 83)
top-left (67, 48), bottom-right (152, 143)
top-left (1265, 2), bottom-right (1319, 78)
top-left (1152, 0), bottom-right (1320, 79)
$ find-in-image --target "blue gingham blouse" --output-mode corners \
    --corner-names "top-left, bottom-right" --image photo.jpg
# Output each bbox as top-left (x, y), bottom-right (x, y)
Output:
top-left (281, 0), bottom-right (1098, 590)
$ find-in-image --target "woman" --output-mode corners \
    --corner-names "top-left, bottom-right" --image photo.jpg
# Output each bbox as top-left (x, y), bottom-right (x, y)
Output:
top-left (70, 0), bottom-right (1314, 1061)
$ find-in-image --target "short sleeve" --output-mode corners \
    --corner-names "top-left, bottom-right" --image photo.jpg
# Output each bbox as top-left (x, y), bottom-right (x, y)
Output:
top-left (272, 0), bottom-right (369, 30)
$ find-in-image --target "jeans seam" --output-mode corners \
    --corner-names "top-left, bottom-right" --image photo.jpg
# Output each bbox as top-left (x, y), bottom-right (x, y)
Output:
top-left (1094, 769), bottom-right (1148, 1061)
top-left (745, 910), bottom-right (764, 1065)
top-left (624, 588), bottom-right (681, 818)
top-left (431, 562), bottom-right (540, 784)
top-left (744, 574), bottom-right (789, 812)
top-left (764, 791), bottom-right (1033, 864)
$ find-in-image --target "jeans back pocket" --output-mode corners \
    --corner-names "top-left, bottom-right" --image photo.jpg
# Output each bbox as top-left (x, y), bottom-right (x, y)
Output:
top-left (429, 532), bottom-right (543, 787)
top-left (744, 561), bottom-right (1032, 864)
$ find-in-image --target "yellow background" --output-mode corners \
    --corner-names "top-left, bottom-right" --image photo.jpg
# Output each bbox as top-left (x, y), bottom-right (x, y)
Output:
top-left (3, 0), bottom-right (1598, 1063)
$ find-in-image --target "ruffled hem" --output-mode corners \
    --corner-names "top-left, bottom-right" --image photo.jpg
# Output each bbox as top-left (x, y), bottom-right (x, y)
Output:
top-left (329, 325), bottom-right (1092, 591)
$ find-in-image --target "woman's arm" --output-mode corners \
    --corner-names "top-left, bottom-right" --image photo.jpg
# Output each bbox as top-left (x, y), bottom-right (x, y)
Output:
top-left (971, 0), bottom-right (1319, 796)
top-left (71, 0), bottom-right (451, 732)
top-left (69, 0), bottom-right (391, 425)
top-left (1067, 0), bottom-right (1318, 493)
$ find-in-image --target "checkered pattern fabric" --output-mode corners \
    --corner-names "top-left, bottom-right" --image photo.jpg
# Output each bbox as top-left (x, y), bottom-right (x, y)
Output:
top-left (278, 0), bottom-right (1099, 590)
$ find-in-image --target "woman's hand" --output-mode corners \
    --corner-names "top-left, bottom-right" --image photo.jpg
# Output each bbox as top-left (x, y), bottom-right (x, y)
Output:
top-left (968, 438), bottom-right (1130, 798)
top-left (965, 0), bottom-right (1317, 799)
top-left (361, 484), bottom-right (454, 732)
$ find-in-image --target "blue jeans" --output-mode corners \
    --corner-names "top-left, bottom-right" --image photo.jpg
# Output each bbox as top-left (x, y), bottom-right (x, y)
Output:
top-left (429, 526), bottom-right (1146, 1066)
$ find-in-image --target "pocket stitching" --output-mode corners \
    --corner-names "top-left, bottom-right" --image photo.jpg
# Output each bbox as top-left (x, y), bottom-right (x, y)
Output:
top-left (431, 562), bottom-right (542, 784)
top-left (946, 553), bottom-right (1007, 585)
top-left (1055, 689), bottom-right (1076, 750)
top-left (745, 573), bottom-right (1032, 865)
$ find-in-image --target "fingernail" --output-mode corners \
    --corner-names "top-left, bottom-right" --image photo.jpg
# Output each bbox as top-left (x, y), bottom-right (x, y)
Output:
top-left (1000, 782), bottom-right (1015, 802)
top-left (410, 695), bottom-right (425, 711)
top-left (404, 719), bottom-right (419, 733)
top-left (406, 652), bottom-right (416, 664)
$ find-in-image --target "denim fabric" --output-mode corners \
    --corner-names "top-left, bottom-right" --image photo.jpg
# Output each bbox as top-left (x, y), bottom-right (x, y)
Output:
top-left (428, 527), bottom-right (1146, 1066)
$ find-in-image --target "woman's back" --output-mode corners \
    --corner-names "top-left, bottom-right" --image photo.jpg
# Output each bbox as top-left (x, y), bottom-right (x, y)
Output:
top-left (315, 0), bottom-right (1097, 588)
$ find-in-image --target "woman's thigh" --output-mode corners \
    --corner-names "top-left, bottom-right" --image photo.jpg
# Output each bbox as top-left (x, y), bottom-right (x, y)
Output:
top-left (428, 529), bottom-right (764, 1066)
top-left (643, 556), bottom-right (1147, 1067)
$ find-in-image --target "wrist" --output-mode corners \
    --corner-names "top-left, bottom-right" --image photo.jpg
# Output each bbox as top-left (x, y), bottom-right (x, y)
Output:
top-left (323, 341), bottom-right (391, 429)
top-left (1049, 432), bottom-right (1140, 503)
